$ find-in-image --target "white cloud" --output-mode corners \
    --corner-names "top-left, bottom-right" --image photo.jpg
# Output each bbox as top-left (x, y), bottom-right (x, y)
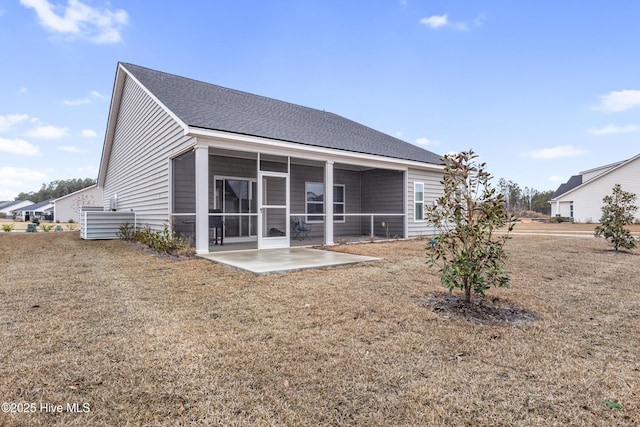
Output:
top-left (0, 167), bottom-right (48, 195)
top-left (58, 145), bottom-right (86, 153)
top-left (26, 125), bottom-right (69, 139)
top-left (0, 114), bottom-right (30, 132)
top-left (19, 0), bottom-right (129, 44)
top-left (64, 90), bottom-right (105, 105)
top-left (592, 89), bottom-right (640, 113)
top-left (587, 123), bottom-right (639, 135)
top-left (520, 145), bottom-right (587, 160)
top-left (420, 13), bottom-right (485, 31)
top-left (19, 87), bottom-right (28, 94)
top-left (415, 137), bottom-right (441, 146)
top-left (548, 176), bottom-right (566, 182)
top-left (64, 97), bottom-right (91, 106)
top-left (0, 138), bottom-right (42, 156)
top-left (420, 14), bottom-right (448, 29)
top-left (81, 129), bottom-right (97, 137)
top-left (77, 165), bottom-right (99, 176)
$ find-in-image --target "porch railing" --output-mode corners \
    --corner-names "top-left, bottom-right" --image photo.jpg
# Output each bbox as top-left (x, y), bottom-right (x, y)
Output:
top-left (290, 212), bottom-right (405, 239)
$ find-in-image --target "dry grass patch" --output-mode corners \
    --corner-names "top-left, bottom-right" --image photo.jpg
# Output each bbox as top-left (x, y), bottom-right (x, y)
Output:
top-left (0, 232), bottom-right (638, 426)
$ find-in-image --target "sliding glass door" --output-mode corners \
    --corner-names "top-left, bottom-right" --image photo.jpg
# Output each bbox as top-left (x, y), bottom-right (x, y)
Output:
top-left (214, 177), bottom-right (257, 240)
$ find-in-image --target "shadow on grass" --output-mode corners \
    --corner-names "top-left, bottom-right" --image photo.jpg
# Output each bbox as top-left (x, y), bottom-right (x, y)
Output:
top-left (420, 293), bottom-right (538, 326)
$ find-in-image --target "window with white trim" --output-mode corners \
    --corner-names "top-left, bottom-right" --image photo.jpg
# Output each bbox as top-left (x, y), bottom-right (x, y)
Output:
top-left (305, 182), bottom-right (345, 223)
top-left (414, 182), bottom-right (424, 221)
top-left (306, 182), bottom-right (324, 222)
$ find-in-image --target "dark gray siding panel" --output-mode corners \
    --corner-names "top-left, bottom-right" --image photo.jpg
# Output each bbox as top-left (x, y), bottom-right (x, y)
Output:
top-left (290, 164), bottom-right (324, 238)
top-left (361, 169), bottom-right (404, 237)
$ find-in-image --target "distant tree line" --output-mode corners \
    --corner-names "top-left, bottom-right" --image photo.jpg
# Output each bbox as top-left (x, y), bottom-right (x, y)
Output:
top-left (497, 178), bottom-right (554, 215)
top-left (15, 178), bottom-right (97, 203)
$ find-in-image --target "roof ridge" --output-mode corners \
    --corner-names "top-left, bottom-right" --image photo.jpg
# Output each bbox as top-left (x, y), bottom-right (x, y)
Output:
top-left (120, 62), bottom-right (343, 119)
top-left (117, 62), bottom-right (442, 165)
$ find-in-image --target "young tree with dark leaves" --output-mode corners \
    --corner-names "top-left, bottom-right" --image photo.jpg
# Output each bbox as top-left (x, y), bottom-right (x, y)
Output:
top-left (594, 184), bottom-right (638, 252)
top-left (426, 150), bottom-right (514, 304)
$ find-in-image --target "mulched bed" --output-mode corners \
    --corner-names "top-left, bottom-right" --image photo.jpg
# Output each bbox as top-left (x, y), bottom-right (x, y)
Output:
top-left (421, 293), bottom-right (539, 326)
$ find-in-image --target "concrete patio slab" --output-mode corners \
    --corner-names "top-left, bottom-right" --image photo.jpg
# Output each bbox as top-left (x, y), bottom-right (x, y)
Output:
top-left (198, 247), bottom-right (380, 275)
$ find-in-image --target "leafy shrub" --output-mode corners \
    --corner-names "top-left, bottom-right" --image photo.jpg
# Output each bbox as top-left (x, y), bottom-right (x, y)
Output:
top-left (549, 216), bottom-right (572, 223)
top-left (40, 224), bottom-right (54, 232)
top-left (118, 222), bottom-right (190, 255)
top-left (594, 184), bottom-right (637, 252)
top-left (426, 150), bottom-right (514, 304)
top-left (2, 223), bottom-right (14, 232)
top-left (66, 223), bottom-right (77, 230)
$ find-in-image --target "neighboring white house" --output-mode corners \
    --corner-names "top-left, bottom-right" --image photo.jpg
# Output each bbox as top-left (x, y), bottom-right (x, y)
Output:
top-left (97, 63), bottom-right (446, 253)
top-left (0, 200), bottom-right (34, 218)
top-left (550, 153), bottom-right (640, 223)
top-left (13, 199), bottom-right (55, 221)
top-left (53, 185), bottom-right (103, 223)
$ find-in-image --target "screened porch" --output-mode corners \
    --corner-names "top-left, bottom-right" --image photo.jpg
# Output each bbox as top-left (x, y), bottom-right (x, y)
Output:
top-left (170, 147), bottom-right (406, 253)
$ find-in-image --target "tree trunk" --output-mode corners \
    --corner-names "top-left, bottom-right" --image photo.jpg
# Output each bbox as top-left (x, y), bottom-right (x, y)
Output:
top-left (464, 281), bottom-right (471, 304)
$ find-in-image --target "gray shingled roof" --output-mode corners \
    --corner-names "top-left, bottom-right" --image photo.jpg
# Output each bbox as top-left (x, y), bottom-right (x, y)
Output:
top-left (121, 63), bottom-right (442, 165)
top-left (552, 175), bottom-right (582, 199)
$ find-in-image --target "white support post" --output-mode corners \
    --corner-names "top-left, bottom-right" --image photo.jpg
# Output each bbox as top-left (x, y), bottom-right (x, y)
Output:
top-left (370, 215), bottom-right (374, 238)
top-left (324, 161), bottom-right (334, 245)
top-left (195, 145), bottom-right (209, 254)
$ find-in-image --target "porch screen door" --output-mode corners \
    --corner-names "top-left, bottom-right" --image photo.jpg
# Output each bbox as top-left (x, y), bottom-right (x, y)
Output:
top-left (258, 172), bottom-right (289, 249)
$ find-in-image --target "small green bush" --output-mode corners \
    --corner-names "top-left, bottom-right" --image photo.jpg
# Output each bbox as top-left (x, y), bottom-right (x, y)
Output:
top-left (2, 223), bottom-right (14, 232)
top-left (595, 184), bottom-right (637, 252)
top-left (118, 222), bottom-right (189, 255)
top-left (40, 224), bottom-right (54, 232)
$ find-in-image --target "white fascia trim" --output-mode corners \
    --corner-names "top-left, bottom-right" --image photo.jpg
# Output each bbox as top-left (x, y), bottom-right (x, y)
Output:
top-left (189, 127), bottom-right (444, 172)
top-left (53, 184), bottom-right (98, 202)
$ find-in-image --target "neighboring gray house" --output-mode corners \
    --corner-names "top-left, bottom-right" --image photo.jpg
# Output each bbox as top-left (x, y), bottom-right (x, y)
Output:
top-left (97, 63), bottom-right (445, 253)
top-left (0, 200), bottom-right (34, 218)
top-left (53, 185), bottom-right (103, 223)
top-left (550, 153), bottom-right (640, 223)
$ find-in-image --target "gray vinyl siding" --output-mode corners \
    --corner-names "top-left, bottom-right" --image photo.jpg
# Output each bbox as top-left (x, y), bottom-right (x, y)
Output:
top-left (210, 155), bottom-right (257, 179)
top-left (407, 167), bottom-right (443, 236)
top-left (361, 169), bottom-right (404, 237)
top-left (290, 164), bottom-right (324, 238)
top-left (334, 169), bottom-right (363, 237)
top-left (290, 165), bottom-right (364, 239)
top-left (103, 75), bottom-right (194, 231)
top-left (172, 150), bottom-right (195, 213)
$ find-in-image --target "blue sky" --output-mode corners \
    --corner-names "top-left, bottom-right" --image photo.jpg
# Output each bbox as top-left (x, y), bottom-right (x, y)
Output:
top-left (1, 0), bottom-right (639, 200)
